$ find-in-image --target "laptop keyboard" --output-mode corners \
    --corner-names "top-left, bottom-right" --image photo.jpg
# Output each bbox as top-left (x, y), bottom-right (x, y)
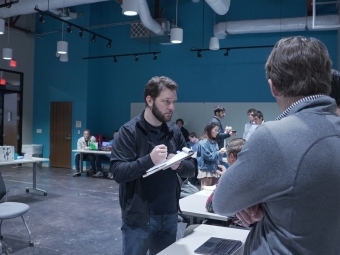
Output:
top-left (209, 239), bottom-right (241, 255)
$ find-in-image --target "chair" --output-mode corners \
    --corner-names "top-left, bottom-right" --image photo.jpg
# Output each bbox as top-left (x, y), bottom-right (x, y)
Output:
top-left (0, 171), bottom-right (33, 254)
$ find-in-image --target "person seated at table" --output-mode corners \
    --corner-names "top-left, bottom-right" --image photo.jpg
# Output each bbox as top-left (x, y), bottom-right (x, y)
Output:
top-left (93, 130), bottom-right (118, 178)
top-left (205, 138), bottom-right (245, 227)
top-left (176, 118), bottom-right (190, 143)
top-left (74, 129), bottom-right (97, 177)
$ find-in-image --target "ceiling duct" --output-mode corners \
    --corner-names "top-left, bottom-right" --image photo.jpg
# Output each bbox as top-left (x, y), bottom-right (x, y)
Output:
top-left (131, 18), bottom-right (170, 44)
top-left (138, 0), bottom-right (164, 35)
top-left (214, 15), bottom-right (340, 39)
top-left (0, 0), bottom-right (108, 18)
top-left (205, 0), bottom-right (230, 15)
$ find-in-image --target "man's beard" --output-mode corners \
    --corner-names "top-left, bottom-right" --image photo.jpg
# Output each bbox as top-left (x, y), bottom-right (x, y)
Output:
top-left (152, 102), bottom-right (172, 123)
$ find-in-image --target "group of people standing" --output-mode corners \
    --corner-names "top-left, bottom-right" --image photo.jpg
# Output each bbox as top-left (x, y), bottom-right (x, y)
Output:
top-left (74, 36), bottom-right (340, 255)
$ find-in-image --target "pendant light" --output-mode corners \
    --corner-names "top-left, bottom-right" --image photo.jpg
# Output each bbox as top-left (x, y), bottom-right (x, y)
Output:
top-left (0, 19), bottom-right (5, 34)
top-left (209, 37), bottom-right (219, 50)
top-left (209, 14), bottom-right (219, 50)
top-left (60, 53), bottom-right (68, 62)
top-left (122, 0), bottom-right (139, 16)
top-left (2, 18), bottom-right (12, 60)
top-left (57, 19), bottom-right (68, 55)
top-left (170, 0), bottom-right (183, 44)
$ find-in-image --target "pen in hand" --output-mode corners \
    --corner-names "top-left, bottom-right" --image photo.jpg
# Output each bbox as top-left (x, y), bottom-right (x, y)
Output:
top-left (148, 141), bottom-right (156, 148)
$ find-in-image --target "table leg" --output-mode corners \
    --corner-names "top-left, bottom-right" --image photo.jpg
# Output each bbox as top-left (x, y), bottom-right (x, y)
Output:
top-left (26, 162), bottom-right (47, 196)
top-left (80, 153), bottom-right (84, 173)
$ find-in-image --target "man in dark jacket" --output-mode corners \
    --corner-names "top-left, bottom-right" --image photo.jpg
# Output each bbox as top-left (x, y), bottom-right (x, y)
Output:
top-left (211, 105), bottom-right (235, 149)
top-left (111, 76), bottom-right (196, 255)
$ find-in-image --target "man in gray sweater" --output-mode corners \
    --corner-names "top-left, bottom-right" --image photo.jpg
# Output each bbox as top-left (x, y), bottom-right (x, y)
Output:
top-left (213, 36), bottom-right (340, 255)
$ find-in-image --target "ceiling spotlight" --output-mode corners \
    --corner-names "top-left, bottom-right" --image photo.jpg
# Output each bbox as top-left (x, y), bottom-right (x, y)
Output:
top-left (135, 55), bottom-right (138, 61)
top-left (107, 41), bottom-right (111, 48)
top-left (153, 53), bottom-right (157, 60)
top-left (224, 49), bottom-right (229, 56)
top-left (39, 14), bottom-right (45, 23)
top-left (197, 50), bottom-right (202, 58)
top-left (91, 35), bottom-right (96, 42)
top-left (113, 56), bottom-right (117, 63)
top-left (79, 29), bottom-right (84, 38)
top-left (67, 25), bottom-right (72, 33)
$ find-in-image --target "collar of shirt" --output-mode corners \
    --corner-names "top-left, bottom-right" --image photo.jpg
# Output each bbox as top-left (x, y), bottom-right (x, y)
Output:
top-left (276, 95), bottom-right (326, 121)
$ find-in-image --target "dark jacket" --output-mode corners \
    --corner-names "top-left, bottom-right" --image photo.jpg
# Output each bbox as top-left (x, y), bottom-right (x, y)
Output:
top-left (211, 117), bottom-right (230, 149)
top-left (111, 111), bottom-right (196, 226)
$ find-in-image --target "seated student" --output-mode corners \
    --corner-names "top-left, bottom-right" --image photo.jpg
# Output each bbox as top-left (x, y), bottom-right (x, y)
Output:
top-left (205, 138), bottom-right (245, 227)
top-left (176, 118), bottom-right (190, 143)
top-left (74, 129), bottom-right (97, 177)
top-left (188, 132), bottom-right (200, 184)
top-left (93, 130), bottom-right (118, 178)
top-left (330, 69), bottom-right (340, 115)
top-left (188, 132), bottom-right (199, 152)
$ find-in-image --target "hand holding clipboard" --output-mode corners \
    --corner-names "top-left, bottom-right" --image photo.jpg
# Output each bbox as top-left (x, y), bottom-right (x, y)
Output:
top-left (143, 147), bottom-right (194, 178)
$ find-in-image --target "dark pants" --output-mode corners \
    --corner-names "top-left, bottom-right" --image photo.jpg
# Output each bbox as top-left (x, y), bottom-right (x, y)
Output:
top-left (121, 213), bottom-right (178, 255)
top-left (95, 154), bottom-right (110, 173)
top-left (75, 153), bottom-right (96, 172)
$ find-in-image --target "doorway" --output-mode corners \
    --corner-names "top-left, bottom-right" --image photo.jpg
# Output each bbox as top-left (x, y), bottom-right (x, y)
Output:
top-left (0, 69), bottom-right (23, 154)
top-left (50, 102), bottom-right (72, 168)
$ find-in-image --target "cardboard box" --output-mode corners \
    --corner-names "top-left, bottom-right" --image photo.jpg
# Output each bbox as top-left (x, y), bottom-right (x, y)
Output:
top-left (0, 146), bottom-right (14, 162)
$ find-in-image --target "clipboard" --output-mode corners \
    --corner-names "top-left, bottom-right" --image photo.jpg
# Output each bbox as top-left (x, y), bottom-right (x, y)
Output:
top-left (143, 147), bottom-right (194, 178)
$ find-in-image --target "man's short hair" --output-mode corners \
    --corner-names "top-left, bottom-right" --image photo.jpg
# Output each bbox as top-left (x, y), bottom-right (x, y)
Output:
top-left (188, 132), bottom-right (197, 138)
top-left (247, 108), bottom-right (256, 115)
top-left (226, 138), bottom-right (245, 158)
top-left (214, 105), bottom-right (225, 115)
top-left (253, 110), bottom-right (263, 120)
top-left (176, 118), bottom-right (184, 125)
top-left (330, 69), bottom-right (340, 107)
top-left (144, 76), bottom-right (178, 106)
top-left (265, 36), bottom-right (332, 97)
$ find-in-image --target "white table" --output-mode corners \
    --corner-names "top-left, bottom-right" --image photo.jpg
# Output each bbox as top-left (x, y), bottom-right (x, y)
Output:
top-left (0, 157), bottom-right (50, 196)
top-left (180, 190), bottom-right (229, 224)
top-left (72, 149), bottom-right (111, 176)
top-left (157, 224), bottom-right (250, 255)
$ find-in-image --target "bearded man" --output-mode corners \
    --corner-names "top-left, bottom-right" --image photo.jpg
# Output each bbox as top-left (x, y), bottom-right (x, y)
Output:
top-left (111, 76), bottom-right (196, 255)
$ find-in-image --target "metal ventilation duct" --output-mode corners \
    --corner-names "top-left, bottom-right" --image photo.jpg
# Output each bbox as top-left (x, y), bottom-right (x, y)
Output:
top-left (214, 15), bottom-right (340, 39)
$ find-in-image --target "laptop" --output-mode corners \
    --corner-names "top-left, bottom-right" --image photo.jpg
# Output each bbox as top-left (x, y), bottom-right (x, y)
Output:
top-left (88, 142), bottom-right (98, 150)
top-left (194, 237), bottom-right (243, 255)
top-left (101, 141), bottom-right (110, 147)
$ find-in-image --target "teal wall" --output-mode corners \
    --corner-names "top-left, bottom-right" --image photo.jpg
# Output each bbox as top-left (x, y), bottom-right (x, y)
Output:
top-left (33, 0), bottom-right (338, 162)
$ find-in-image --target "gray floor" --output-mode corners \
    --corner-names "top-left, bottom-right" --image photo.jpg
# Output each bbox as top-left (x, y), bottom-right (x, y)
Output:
top-left (0, 165), bottom-right (122, 255)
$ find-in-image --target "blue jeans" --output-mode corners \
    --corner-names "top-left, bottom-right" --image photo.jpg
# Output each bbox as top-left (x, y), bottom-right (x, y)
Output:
top-left (75, 153), bottom-right (96, 172)
top-left (95, 154), bottom-right (110, 173)
top-left (121, 213), bottom-right (178, 255)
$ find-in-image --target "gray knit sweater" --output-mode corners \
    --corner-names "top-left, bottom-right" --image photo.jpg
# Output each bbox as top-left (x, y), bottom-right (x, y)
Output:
top-left (213, 96), bottom-right (340, 255)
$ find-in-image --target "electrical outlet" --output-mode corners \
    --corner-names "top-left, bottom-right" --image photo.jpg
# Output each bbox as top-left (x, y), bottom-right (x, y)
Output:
top-left (78, 130), bottom-right (80, 134)
top-left (36, 129), bottom-right (42, 133)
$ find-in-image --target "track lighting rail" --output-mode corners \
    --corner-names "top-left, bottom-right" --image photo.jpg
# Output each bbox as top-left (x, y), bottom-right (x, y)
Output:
top-left (83, 50), bottom-right (161, 61)
top-left (34, 6), bottom-right (112, 47)
top-left (190, 45), bottom-right (274, 57)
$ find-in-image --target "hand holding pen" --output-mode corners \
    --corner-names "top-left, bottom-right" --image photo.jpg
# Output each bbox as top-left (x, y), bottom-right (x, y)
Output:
top-left (148, 141), bottom-right (168, 165)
